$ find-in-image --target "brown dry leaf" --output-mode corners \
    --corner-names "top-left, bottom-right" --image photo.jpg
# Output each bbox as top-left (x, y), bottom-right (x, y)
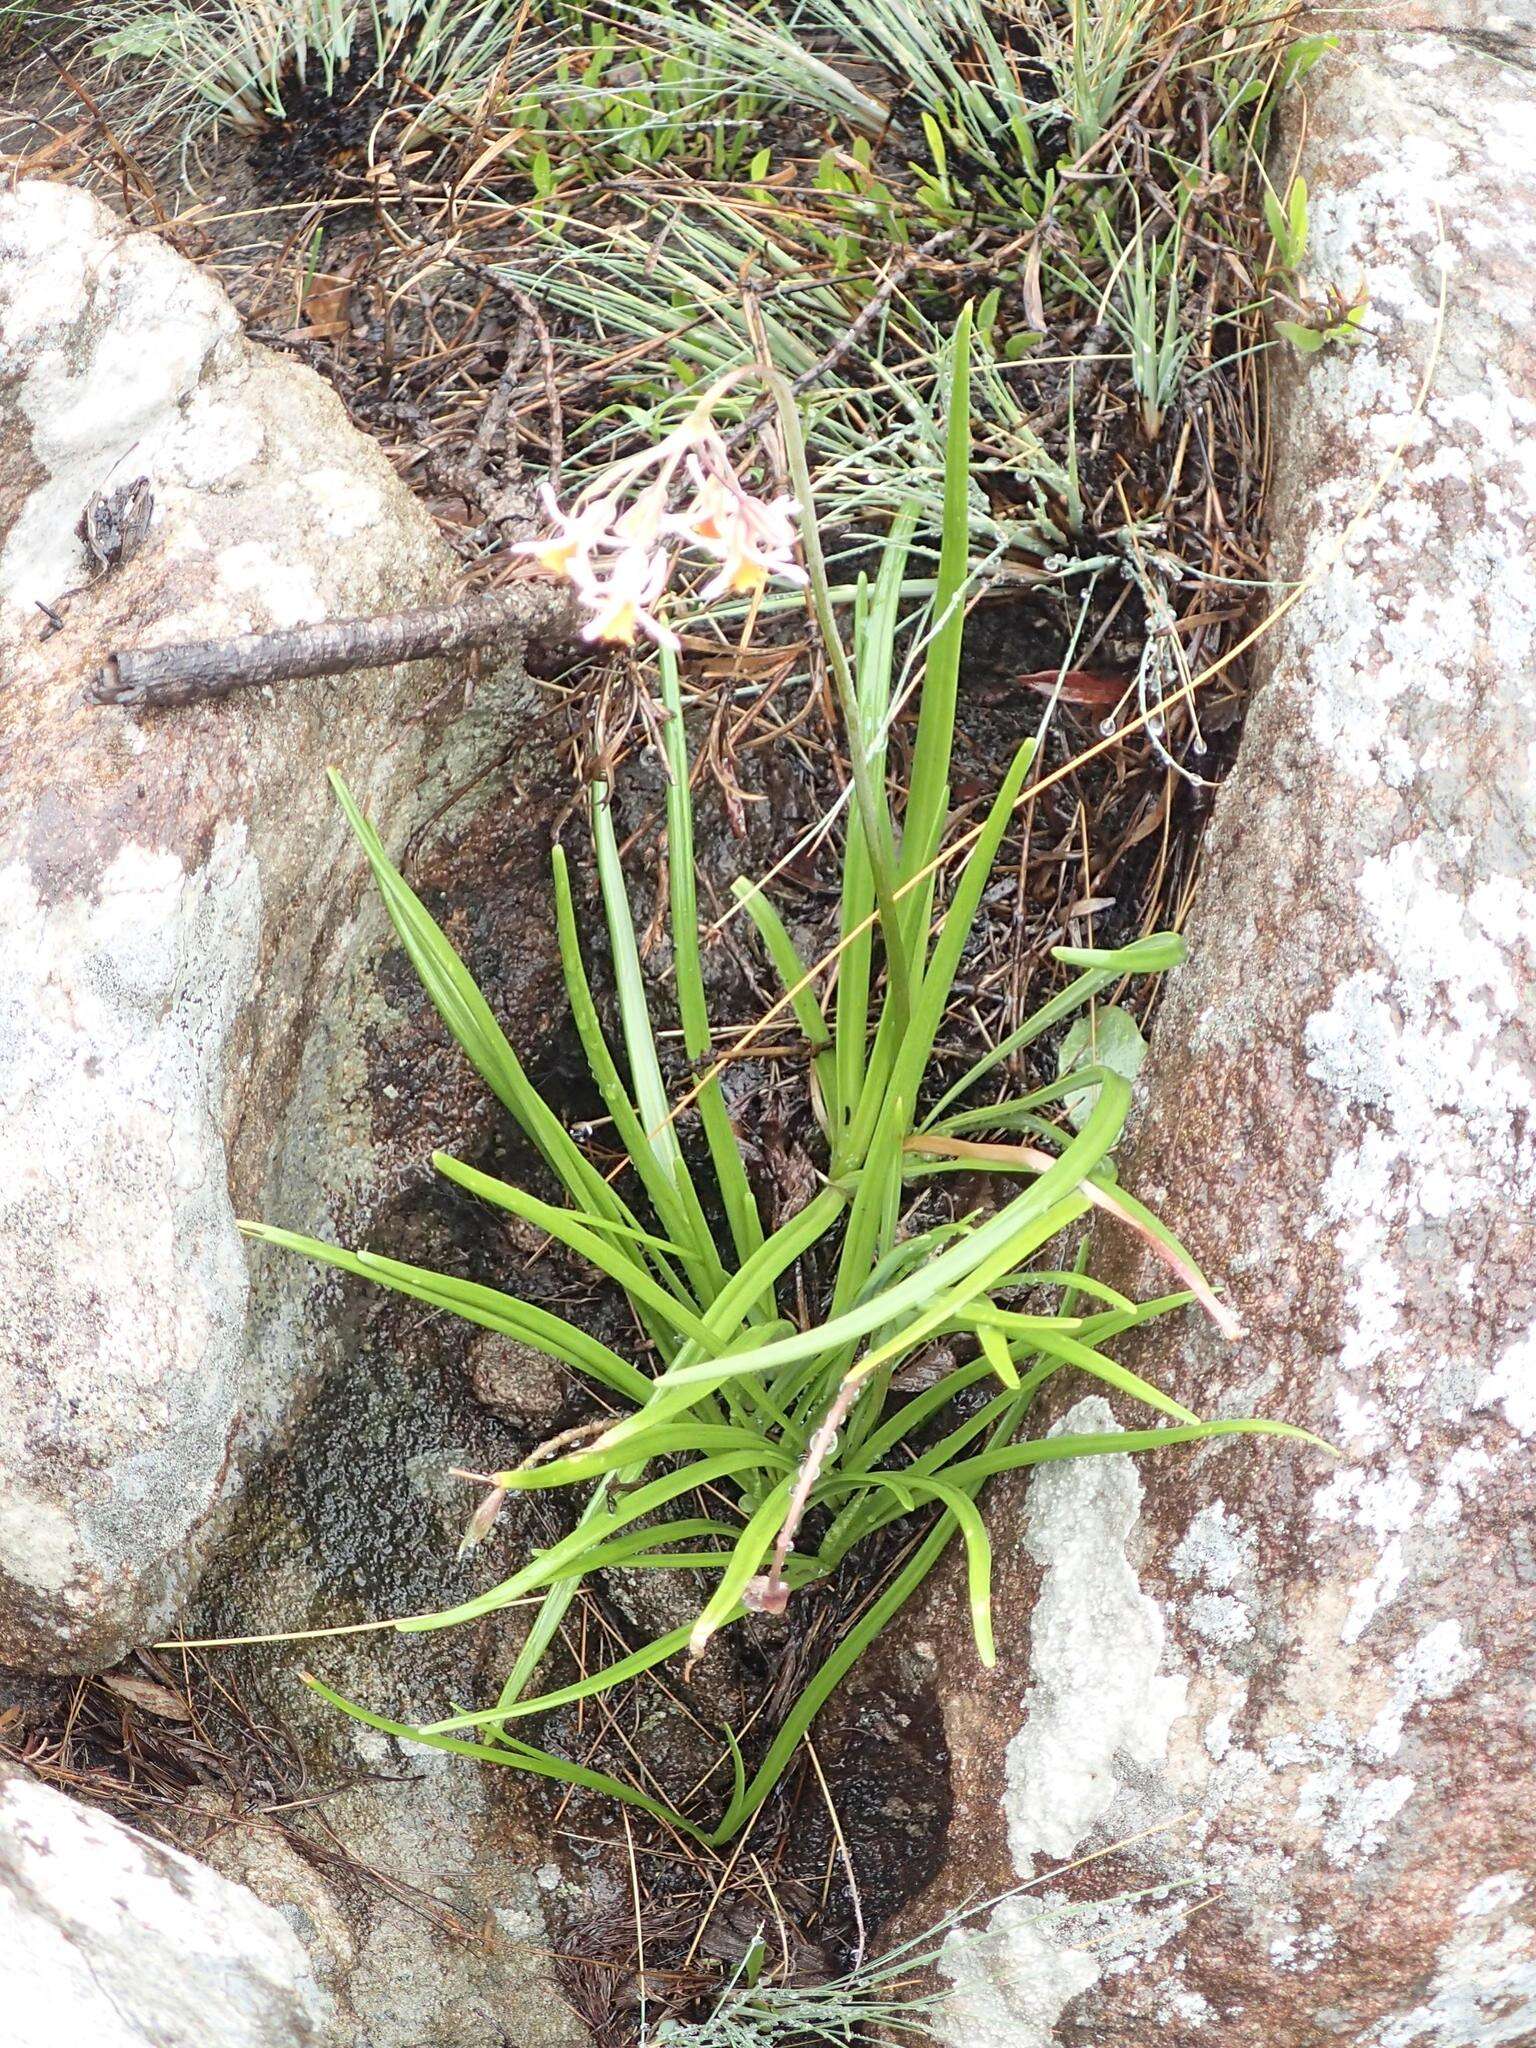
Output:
top-left (294, 270), bottom-right (354, 340)
top-left (97, 1673), bottom-right (194, 1722)
top-left (1015, 667), bottom-right (1130, 708)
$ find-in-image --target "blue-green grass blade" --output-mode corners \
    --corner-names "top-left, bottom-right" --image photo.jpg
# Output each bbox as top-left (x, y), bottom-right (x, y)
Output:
top-left (492, 1478), bottom-right (618, 1715)
top-left (835, 508), bottom-right (917, 1136)
top-left (926, 1065), bottom-right (1126, 1139)
top-left (426, 1623), bottom-right (694, 1733)
top-left (889, 738), bottom-right (1035, 1111)
top-left (977, 1322), bottom-right (1021, 1389)
top-left (913, 1477), bottom-right (994, 1665)
top-left (896, 302), bottom-right (972, 972)
top-left (706, 1491), bottom-right (964, 1843)
top-left (1014, 1324), bottom-right (1198, 1425)
top-left (697, 1183), bottom-right (847, 1347)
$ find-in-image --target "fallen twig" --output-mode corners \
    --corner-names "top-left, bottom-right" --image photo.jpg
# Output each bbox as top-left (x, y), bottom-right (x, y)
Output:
top-left (724, 225), bottom-right (958, 452)
top-left (89, 581), bottom-right (574, 709)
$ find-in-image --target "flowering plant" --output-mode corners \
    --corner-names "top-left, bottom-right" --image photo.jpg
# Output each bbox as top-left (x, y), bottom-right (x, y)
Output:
top-left (250, 312), bottom-right (1314, 1847)
top-left (515, 377), bottom-right (806, 647)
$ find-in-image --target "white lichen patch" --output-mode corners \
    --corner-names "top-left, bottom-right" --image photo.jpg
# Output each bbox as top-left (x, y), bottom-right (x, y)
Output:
top-left (939, 1400), bottom-right (1190, 2046)
top-left (1472, 1326), bottom-right (1536, 1439)
top-left (1424, 1442), bottom-right (1496, 1527)
top-left (1368, 1914), bottom-right (1536, 2047)
top-left (1172, 1503), bottom-right (1259, 1649)
top-left (1312, 1466), bottom-right (1423, 1645)
top-left (1173, 1501), bottom-right (1255, 1589)
top-left (1306, 842), bottom-right (1536, 1233)
top-left (1269, 1919), bottom-right (1339, 1976)
top-left (1002, 1397), bottom-right (1188, 1871)
top-left (302, 466), bottom-right (387, 540)
top-left (1294, 1762), bottom-right (1415, 1866)
top-left (1301, 826), bottom-right (1536, 1649)
top-left (1361, 1620), bottom-right (1482, 1762)
top-left (1459, 1875), bottom-right (1528, 1920)
top-left (940, 1898), bottom-right (1101, 2048)
top-left (213, 540), bottom-right (327, 631)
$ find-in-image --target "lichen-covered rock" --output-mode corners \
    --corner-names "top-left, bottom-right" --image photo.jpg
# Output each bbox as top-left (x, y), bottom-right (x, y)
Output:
top-left (897, 17), bottom-right (1536, 2045)
top-left (0, 179), bottom-right (561, 1671)
top-left (0, 1769), bottom-right (332, 2046)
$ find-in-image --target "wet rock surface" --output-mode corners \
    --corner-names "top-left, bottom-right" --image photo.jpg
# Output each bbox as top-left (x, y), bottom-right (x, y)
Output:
top-left (0, 178), bottom-right (563, 1672)
top-left (179, 1264), bottom-right (592, 2048)
top-left (0, 1767), bottom-right (333, 2047)
top-left (894, 14), bottom-right (1536, 2045)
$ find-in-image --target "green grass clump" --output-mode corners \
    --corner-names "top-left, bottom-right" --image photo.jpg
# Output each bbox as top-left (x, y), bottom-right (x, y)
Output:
top-left (247, 313), bottom-right (1317, 1844)
top-left (90, 0), bottom-right (518, 136)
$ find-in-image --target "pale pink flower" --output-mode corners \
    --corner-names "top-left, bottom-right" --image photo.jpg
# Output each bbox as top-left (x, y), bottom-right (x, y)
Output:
top-left (510, 483), bottom-right (619, 584)
top-left (613, 480), bottom-right (670, 549)
top-left (512, 385), bottom-right (803, 650)
top-left (673, 458), bottom-right (805, 599)
top-left (577, 543), bottom-right (679, 650)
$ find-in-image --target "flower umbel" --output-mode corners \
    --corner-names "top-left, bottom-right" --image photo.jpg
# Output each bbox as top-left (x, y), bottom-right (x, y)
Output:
top-left (511, 380), bottom-right (803, 646)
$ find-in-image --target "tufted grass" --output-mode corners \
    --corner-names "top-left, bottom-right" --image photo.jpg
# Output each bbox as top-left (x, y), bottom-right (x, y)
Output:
top-left (245, 319), bottom-right (1320, 1843)
top-left (84, 0), bottom-right (535, 139)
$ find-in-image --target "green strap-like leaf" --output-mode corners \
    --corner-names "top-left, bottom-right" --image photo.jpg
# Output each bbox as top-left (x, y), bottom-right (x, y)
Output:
top-left (943, 1416), bottom-right (1333, 1490)
top-left (551, 843), bottom-right (715, 1303)
top-left (432, 1152), bottom-right (718, 1351)
top-left (657, 643), bottom-right (766, 1287)
top-left (895, 300), bottom-right (972, 972)
top-left (304, 1675), bottom-right (708, 1843)
top-left (731, 877), bottom-right (840, 1135)
top-left (922, 932), bottom-right (1185, 1128)
top-left (240, 1222), bottom-right (649, 1404)
top-left (395, 1451), bottom-right (772, 1636)
top-left (327, 772), bottom-right (627, 1227)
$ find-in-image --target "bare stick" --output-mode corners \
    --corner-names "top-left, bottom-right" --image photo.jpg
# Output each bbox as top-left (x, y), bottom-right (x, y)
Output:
top-left (724, 225), bottom-right (957, 453)
top-left (89, 582), bottom-right (573, 709)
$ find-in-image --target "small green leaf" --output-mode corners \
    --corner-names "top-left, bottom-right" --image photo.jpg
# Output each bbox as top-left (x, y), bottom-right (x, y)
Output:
top-left (1289, 176), bottom-right (1310, 263)
top-left (1275, 318), bottom-right (1326, 353)
top-left (1057, 1006), bottom-right (1149, 1130)
top-left (919, 110), bottom-right (946, 178)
